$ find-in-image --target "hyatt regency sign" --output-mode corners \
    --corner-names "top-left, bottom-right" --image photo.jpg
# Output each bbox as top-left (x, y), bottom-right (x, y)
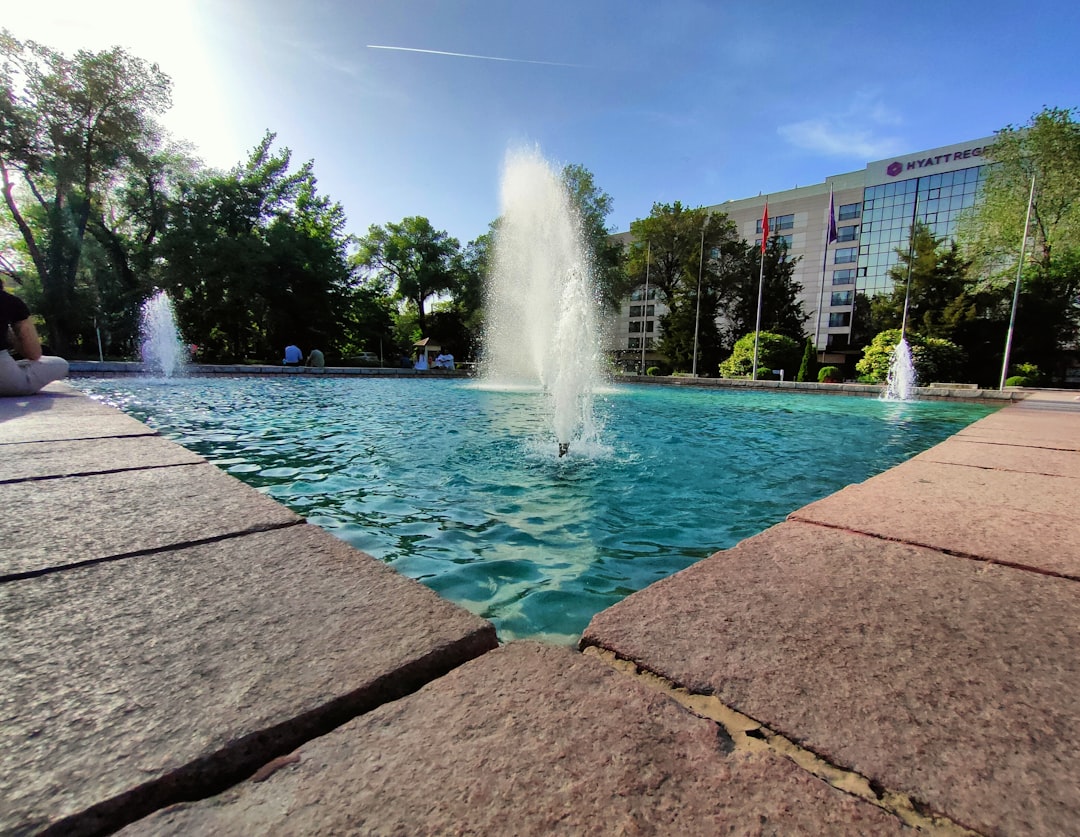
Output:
top-left (865, 136), bottom-right (996, 184)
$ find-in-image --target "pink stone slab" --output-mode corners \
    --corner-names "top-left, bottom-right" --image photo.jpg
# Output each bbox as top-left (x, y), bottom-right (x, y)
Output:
top-left (913, 437), bottom-right (1080, 478)
top-left (790, 458), bottom-right (1080, 577)
top-left (582, 521), bottom-right (1080, 836)
top-left (124, 643), bottom-right (908, 836)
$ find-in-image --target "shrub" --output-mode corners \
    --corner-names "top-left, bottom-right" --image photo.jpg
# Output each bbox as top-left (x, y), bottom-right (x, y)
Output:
top-left (796, 336), bottom-right (817, 383)
top-left (1004, 375), bottom-right (1030, 387)
top-left (856, 329), bottom-right (966, 384)
top-left (646, 366), bottom-right (660, 376)
top-left (719, 332), bottom-right (801, 379)
top-left (818, 365), bottom-right (841, 383)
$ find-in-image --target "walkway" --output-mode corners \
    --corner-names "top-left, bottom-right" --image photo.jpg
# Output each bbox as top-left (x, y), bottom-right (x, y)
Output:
top-left (1, 384), bottom-right (1077, 835)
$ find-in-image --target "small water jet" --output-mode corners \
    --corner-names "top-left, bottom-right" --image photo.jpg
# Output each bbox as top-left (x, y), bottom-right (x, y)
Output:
top-left (882, 337), bottom-right (916, 401)
top-left (481, 148), bottom-right (604, 455)
top-left (139, 290), bottom-right (187, 377)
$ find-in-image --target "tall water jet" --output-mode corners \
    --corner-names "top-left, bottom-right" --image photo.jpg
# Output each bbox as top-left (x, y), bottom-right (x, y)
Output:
top-left (882, 337), bottom-right (916, 401)
top-left (139, 290), bottom-right (187, 377)
top-left (482, 148), bottom-right (604, 455)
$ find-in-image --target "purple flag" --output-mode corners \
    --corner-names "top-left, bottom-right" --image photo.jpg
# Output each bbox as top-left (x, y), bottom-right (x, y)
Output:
top-left (826, 189), bottom-right (838, 244)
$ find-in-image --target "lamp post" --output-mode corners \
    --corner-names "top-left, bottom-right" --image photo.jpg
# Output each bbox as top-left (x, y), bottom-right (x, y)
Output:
top-left (999, 173), bottom-right (1037, 390)
top-left (640, 241), bottom-right (650, 376)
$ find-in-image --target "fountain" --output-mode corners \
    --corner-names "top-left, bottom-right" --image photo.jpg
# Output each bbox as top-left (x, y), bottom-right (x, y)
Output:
top-left (481, 148), bottom-right (604, 456)
top-left (139, 290), bottom-right (187, 377)
top-left (882, 336), bottom-right (916, 401)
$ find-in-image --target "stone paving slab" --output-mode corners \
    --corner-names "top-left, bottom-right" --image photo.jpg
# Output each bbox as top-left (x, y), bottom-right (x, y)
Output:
top-left (0, 523), bottom-right (497, 836)
top-left (581, 521), bottom-right (1080, 836)
top-left (124, 642), bottom-right (909, 836)
top-left (913, 436), bottom-right (1080, 478)
top-left (789, 457), bottom-right (1080, 578)
top-left (954, 407), bottom-right (1080, 451)
top-left (0, 434), bottom-right (206, 482)
top-left (0, 462), bottom-right (302, 579)
top-left (0, 383), bottom-right (156, 443)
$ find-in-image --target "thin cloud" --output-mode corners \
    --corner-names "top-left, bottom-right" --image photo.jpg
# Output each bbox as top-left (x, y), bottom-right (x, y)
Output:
top-left (367, 44), bottom-right (583, 68)
top-left (778, 119), bottom-right (903, 159)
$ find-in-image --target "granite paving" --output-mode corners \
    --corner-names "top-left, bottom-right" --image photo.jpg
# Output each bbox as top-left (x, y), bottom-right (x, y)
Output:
top-left (122, 643), bottom-right (910, 836)
top-left (0, 385), bottom-right (497, 836)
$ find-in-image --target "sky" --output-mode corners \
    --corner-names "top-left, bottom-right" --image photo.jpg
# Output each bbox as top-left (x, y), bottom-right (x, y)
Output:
top-left (4, 0), bottom-right (1078, 247)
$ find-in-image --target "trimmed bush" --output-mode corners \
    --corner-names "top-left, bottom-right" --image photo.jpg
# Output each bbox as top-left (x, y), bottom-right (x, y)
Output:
top-left (646, 366), bottom-right (660, 376)
top-left (817, 365), bottom-right (841, 383)
top-left (719, 332), bottom-right (801, 379)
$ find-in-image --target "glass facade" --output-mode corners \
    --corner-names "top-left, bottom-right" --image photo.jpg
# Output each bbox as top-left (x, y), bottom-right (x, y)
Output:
top-left (857, 166), bottom-right (986, 297)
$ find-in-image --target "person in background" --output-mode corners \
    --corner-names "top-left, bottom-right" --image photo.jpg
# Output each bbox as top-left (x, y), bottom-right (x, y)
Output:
top-left (414, 351), bottom-right (428, 371)
top-left (0, 278), bottom-right (69, 396)
top-left (306, 348), bottom-right (325, 368)
top-left (436, 350), bottom-right (455, 370)
top-left (283, 344), bottom-right (302, 366)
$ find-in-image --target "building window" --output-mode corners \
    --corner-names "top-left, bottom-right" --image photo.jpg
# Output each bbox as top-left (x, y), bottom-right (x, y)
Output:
top-left (836, 225), bottom-right (858, 242)
top-left (644, 337), bottom-right (655, 348)
top-left (629, 305), bottom-right (641, 317)
top-left (757, 213), bottom-right (794, 233)
top-left (756, 234), bottom-right (793, 249)
top-left (831, 291), bottom-right (854, 306)
top-left (834, 247), bottom-right (857, 264)
top-left (644, 304), bottom-right (655, 316)
top-left (629, 321), bottom-right (641, 333)
top-left (833, 269), bottom-right (855, 285)
top-left (829, 312), bottom-right (851, 327)
top-left (628, 337), bottom-right (641, 349)
top-left (645, 320), bottom-right (654, 332)
top-left (630, 287), bottom-right (657, 301)
top-left (838, 202), bottom-right (860, 221)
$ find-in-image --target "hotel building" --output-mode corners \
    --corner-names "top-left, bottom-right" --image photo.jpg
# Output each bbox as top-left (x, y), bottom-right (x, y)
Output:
top-left (613, 135), bottom-right (996, 366)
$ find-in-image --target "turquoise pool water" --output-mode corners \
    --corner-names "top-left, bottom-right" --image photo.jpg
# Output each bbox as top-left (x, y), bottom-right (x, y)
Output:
top-left (79, 377), bottom-right (995, 643)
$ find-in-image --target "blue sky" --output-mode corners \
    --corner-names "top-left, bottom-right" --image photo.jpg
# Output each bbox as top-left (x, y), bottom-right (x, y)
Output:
top-left (6, 0), bottom-right (1078, 246)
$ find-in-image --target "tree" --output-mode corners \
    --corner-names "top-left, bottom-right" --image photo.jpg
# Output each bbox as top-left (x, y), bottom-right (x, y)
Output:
top-left (956, 107), bottom-right (1080, 381)
top-left (869, 222), bottom-right (974, 341)
top-left (796, 336), bottom-right (817, 382)
top-left (353, 216), bottom-right (459, 334)
top-left (560, 163), bottom-right (629, 310)
top-left (717, 236), bottom-right (809, 349)
top-left (959, 107), bottom-right (1080, 275)
top-left (625, 202), bottom-right (745, 371)
top-left (0, 31), bottom-right (172, 352)
top-left (157, 133), bottom-right (355, 362)
top-left (719, 332), bottom-right (801, 379)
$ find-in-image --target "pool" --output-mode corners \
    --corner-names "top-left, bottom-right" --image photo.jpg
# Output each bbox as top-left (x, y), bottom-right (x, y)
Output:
top-left (78, 377), bottom-right (995, 643)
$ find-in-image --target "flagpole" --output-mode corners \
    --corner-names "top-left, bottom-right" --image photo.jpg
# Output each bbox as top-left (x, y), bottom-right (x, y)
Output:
top-left (816, 188), bottom-right (837, 355)
top-left (640, 241), bottom-right (651, 376)
top-left (751, 200), bottom-right (768, 381)
top-left (999, 173), bottom-right (1037, 390)
top-left (692, 223), bottom-right (705, 377)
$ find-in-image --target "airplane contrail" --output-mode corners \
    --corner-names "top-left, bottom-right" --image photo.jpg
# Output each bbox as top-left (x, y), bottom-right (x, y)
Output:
top-left (367, 45), bottom-right (582, 68)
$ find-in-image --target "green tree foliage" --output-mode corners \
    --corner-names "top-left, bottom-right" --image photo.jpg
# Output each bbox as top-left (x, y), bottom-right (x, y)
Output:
top-left (960, 107), bottom-right (1080, 274)
top-left (625, 202), bottom-right (745, 372)
top-left (157, 133), bottom-right (362, 362)
top-left (796, 335), bottom-right (817, 382)
top-left (718, 331), bottom-right (801, 379)
top-left (560, 163), bottom-right (628, 310)
top-left (353, 216), bottom-right (459, 334)
top-left (956, 107), bottom-right (1080, 381)
top-left (0, 30), bottom-right (172, 352)
top-left (869, 222), bottom-right (974, 341)
top-left (717, 236), bottom-right (809, 349)
top-left (856, 329), bottom-right (966, 384)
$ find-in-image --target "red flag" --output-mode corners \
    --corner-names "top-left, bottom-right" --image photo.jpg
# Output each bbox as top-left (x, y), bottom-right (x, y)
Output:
top-left (760, 202), bottom-right (769, 254)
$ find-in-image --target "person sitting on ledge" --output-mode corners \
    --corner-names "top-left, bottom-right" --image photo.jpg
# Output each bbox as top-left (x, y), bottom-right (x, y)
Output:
top-left (306, 348), bottom-right (325, 368)
top-left (0, 278), bottom-right (69, 396)
top-left (283, 343), bottom-right (302, 366)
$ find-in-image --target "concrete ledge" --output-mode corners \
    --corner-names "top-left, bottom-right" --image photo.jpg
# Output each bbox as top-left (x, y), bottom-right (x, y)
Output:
top-left (66, 361), bottom-right (470, 378)
top-left (122, 643), bottom-right (907, 836)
